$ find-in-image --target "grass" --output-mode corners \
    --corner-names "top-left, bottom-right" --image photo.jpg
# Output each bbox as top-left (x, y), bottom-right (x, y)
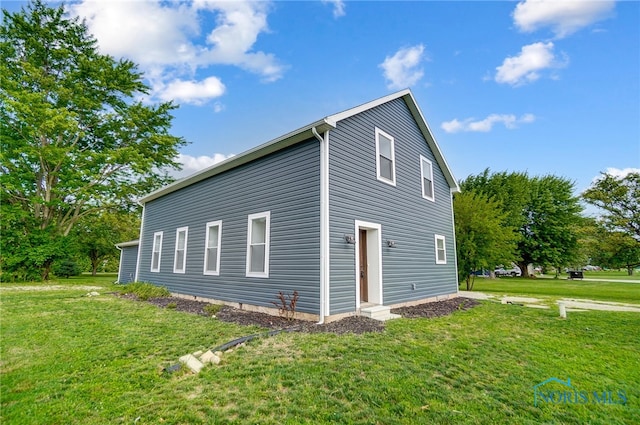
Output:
top-left (470, 275), bottom-right (640, 304)
top-left (1, 275), bottom-right (639, 424)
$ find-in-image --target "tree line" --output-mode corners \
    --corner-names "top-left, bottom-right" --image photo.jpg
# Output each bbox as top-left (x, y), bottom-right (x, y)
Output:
top-left (455, 170), bottom-right (640, 289)
top-left (1, 2), bottom-right (638, 282)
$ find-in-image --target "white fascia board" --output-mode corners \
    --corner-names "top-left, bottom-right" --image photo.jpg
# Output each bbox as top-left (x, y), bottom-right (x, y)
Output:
top-left (139, 119), bottom-right (335, 204)
top-left (326, 89), bottom-right (412, 123)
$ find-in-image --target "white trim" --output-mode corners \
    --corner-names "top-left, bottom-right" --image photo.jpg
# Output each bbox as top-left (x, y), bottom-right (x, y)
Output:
top-left (450, 190), bottom-right (460, 293)
top-left (420, 155), bottom-right (435, 202)
top-left (435, 234), bottom-right (447, 265)
top-left (150, 231), bottom-right (163, 273)
top-left (317, 129), bottom-right (331, 319)
top-left (375, 127), bottom-right (396, 186)
top-left (203, 220), bottom-right (222, 276)
top-left (354, 220), bottom-right (383, 309)
top-left (135, 205), bottom-right (145, 281)
top-left (246, 211), bottom-right (271, 278)
top-left (173, 227), bottom-right (188, 273)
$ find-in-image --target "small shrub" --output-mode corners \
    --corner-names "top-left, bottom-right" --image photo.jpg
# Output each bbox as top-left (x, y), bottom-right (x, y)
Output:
top-left (53, 260), bottom-right (81, 278)
top-left (166, 302), bottom-right (177, 310)
top-left (204, 304), bottom-right (222, 316)
top-left (118, 282), bottom-right (170, 301)
top-left (271, 290), bottom-right (299, 321)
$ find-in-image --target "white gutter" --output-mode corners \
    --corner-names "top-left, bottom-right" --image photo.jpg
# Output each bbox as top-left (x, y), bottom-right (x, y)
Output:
top-left (312, 127), bottom-right (330, 324)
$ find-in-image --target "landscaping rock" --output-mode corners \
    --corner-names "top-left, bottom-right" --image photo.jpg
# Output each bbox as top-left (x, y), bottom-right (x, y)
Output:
top-left (179, 354), bottom-right (204, 373)
top-left (200, 350), bottom-right (221, 365)
top-left (192, 350), bottom-right (203, 358)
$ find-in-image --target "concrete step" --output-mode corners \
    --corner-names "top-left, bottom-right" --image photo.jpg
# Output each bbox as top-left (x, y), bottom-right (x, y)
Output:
top-left (360, 304), bottom-right (401, 322)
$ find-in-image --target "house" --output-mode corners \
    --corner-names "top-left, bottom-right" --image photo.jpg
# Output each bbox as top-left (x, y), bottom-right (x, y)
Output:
top-left (117, 89), bottom-right (460, 322)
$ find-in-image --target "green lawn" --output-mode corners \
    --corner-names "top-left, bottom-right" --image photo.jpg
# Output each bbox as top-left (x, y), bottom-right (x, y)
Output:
top-left (2, 276), bottom-right (639, 424)
top-left (469, 276), bottom-right (640, 304)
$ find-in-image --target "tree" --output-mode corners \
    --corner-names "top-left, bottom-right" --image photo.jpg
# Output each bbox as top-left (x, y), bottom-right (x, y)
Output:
top-left (71, 210), bottom-right (140, 276)
top-left (0, 1), bottom-right (186, 279)
top-left (588, 225), bottom-right (640, 276)
top-left (582, 172), bottom-right (640, 241)
top-left (461, 170), bottom-right (583, 277)
top-left (453, 191), bottom-right (518, 290)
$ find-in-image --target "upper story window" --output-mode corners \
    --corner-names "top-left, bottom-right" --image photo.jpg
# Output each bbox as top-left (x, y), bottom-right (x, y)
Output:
top-left (173, 226), bottom-right (188, 273)
top-left (420, 156), bottom-right (435, 201)
top-left (151, 231), bottom-right (163, 272)
top-left (435, 234), bottom-right (447, 265)
top-left (375, 127), bottom-right (396, 186)
top-left (246, 211), bottom-right (271, 278)
top-left (203, 221), bottom-right (222, 276)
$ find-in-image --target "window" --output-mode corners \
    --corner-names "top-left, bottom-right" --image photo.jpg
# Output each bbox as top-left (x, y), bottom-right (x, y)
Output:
top-left (420, 156), bottom-right (435, 201)
top-left (173, 227), bottom-right (188, 273)
top-left (151, 231), bottom-right (163, 272)
top-left (435, 235), bottom-right (447, 264)
top-left (203, 221), bottom-right (222, 276)
top-left (375, 127), bottom-right (396, 185)
top-left (246, 211), bottom-right (270, 278)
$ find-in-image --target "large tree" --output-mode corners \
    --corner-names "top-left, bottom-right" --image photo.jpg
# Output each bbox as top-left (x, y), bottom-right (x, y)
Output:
top-left (453, 191), bottom-right (518, 290)
top-left (461, 170), bottom-right (583, 276)
top-left (0, 1), bottom-right (186, 279)
top-left (582, 171), bottom-right (640, 241)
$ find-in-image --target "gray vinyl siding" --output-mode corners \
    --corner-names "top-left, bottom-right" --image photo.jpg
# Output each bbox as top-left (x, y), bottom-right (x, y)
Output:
top-left (329, 98), bottom-right (457, 314)
top-left (137, 139), bottom-right (321, 314)
top-left (117, 245), bottom-right (138, 283)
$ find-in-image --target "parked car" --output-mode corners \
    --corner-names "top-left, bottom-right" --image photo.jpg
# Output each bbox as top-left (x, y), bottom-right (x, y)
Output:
top-left (495, 266), bottom-right (522, 277)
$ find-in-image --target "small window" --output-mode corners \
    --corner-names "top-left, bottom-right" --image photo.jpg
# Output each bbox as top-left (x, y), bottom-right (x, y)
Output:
top-left (203, 221), bottom-right (222, 276)
top-left (435, 235), bottom-right (447, 265)
top-left (173, 227), bottom-right (188, 273)
top-left (375, 127), bottom-right (396, 186)
top-left (151, 231), bottom-right (163, 272)
top-left (246, 211), bottom-right (270, 278)
top-left (420, 156), bottom-right (435, 201)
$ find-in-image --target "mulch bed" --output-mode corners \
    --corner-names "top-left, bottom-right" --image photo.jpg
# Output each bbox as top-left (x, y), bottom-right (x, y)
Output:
top-left (119, 293), bottom-right (479, 334)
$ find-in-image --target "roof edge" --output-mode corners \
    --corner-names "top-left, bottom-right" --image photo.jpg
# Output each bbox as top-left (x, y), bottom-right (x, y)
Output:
top-left (140, 118), bottom-right (334, 203)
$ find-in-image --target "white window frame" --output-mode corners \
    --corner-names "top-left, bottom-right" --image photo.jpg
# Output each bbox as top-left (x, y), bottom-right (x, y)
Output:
top-left (173, 226), bottom-right (188, 274)
top-left (203, 220), bottom-right (222, 276)
top-left (375, 127), bottom-right (396, 186)
top-left (435, 234), bottom-right (447, 265)
top-left (246, 211), bottom-right (271, 278)
top-left (150, 231), bottom-right (163, 272)
top-left (420, 155), bottom-right (435, 202)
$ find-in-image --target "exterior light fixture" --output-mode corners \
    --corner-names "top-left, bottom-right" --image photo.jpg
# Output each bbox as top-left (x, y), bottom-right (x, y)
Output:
top-left (344, 234), bottom-right (356, 244)
top-left (386, 240), bottom-right (397, 248)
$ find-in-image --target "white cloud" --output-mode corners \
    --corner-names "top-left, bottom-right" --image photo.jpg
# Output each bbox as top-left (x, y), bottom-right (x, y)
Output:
top-left (441, 113), bottom-right (536, 133)
top-left (158, 76), bottom-right (226, 105)
top-left (172, 153), bottom-right (235, 179)
top-left (322, 0), bottom-right (346, 18)
top-left (68, 0), bottom-right (284, 103)
top-left (495, 42), bottom-right (563, 86)
top-left (600, 167), bottom-right (640, 180)
top-left (380, 45), bottom-right (426, 90)
top-left (513, 0), bottom-right (615, 38)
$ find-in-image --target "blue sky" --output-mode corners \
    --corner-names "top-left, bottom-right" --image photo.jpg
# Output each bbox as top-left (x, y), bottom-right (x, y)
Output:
top-left (5, 0), bottom-right (640, 210)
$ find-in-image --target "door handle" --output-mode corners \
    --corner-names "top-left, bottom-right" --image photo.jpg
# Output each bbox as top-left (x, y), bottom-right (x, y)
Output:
top-left (360, 271), bottom-right (365, 278)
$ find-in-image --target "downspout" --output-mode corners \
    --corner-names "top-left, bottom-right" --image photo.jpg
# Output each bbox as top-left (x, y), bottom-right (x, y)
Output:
top-left (312, 127), bottom-right (330, 324)
top-left (450, 189), bottom-right (460, 294)
top-left (134, 202), bottom-right (145, 283)
top-left (115, 244), bottom-right (123, 284)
